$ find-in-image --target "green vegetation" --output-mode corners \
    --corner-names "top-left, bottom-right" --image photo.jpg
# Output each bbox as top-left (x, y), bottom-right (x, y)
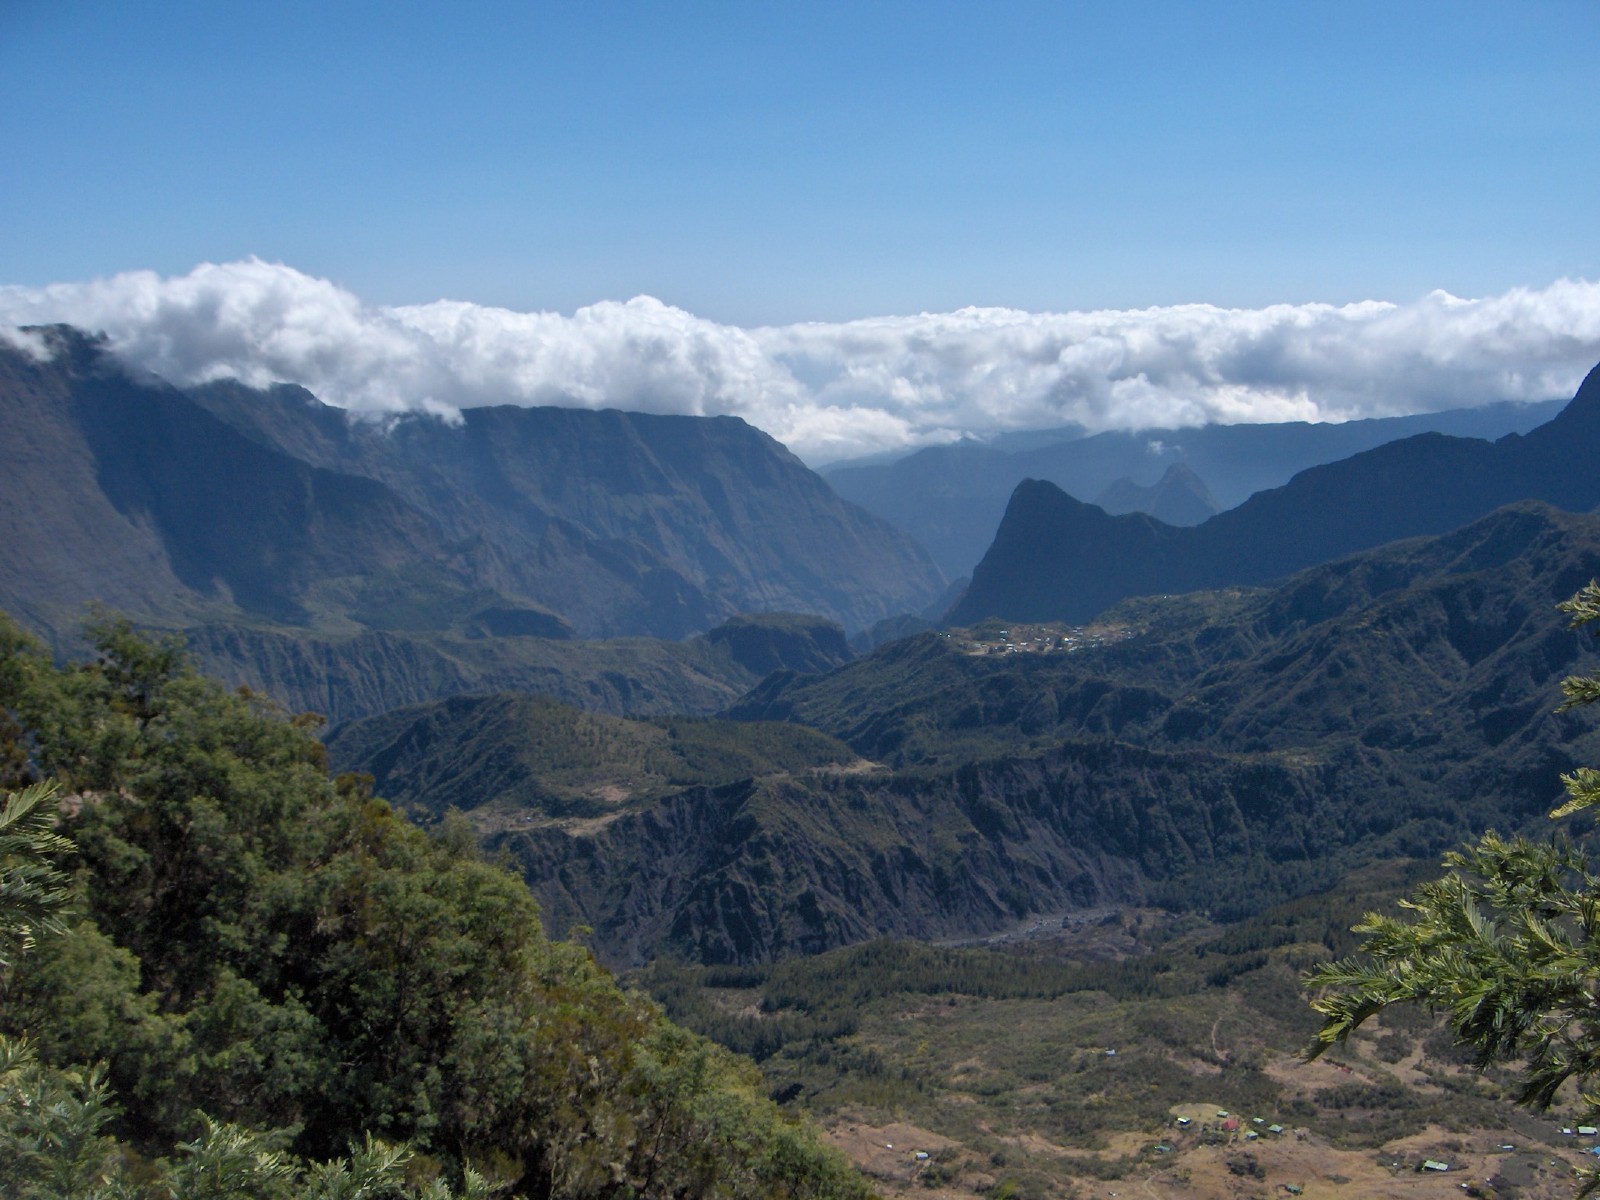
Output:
top-left (299, 505), bottom-right (1600, 972)
top-left (740, 503), bottom-right (1600, 770)
top-left (635, 865), bottom-right (1565, 1196)
top-left (326, 693), bottom-right (859, 824)
top-left (184, 621), bottom-right (772, 727)
top-left (0, 612), bottom-right (869, 1199)
top-left (1309, 579), bottom-right (1600, 1191)
top-left (0, 781), bottom-right (73, 966)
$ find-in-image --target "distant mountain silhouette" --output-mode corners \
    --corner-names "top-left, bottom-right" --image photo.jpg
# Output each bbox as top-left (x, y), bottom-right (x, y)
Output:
top-left (949, 363), bottom-right (1600, 625)
top-left (825, 399), bottom-right (1564, 577)
top-left (1094, 462), bottom-right (1219, 525)
top-left (0, 326), bottom-right (944, 654)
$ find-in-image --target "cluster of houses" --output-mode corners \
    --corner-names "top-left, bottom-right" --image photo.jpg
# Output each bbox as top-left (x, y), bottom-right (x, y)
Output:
top-left (952, 621), bottom-right (1134, 657)
top-left (1558, 1123), bottom-right (1600, 1156)
top-left (1150, 1105), bottom-right (1565, 1190)
top-left (1167, 1110), bottom-right (1289, 1144)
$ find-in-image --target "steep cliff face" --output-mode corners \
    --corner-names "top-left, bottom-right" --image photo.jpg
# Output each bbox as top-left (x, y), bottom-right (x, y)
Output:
top-left (0, 327), bottom-right (451, 643)
top-left (185, 371), bottom-right (946, 637)
top-left (0, 327), bottom-right (945, 653)
top-left (492, 744), bottom-right (1333, 968)
top-left (949, 365), bottom-right (1600, 626)
top-left (186, 624), bottom-right (764, 723)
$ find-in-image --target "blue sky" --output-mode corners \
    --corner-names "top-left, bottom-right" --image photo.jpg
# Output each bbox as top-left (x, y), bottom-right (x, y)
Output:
top-left (3, 2), bottom-right (1600, 462)
top-left (3, 1), bottom-right (1597, 325)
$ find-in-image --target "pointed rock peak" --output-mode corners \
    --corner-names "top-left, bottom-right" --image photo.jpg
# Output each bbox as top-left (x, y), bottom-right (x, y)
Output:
top-left (1158, 461), bottom-right (1205, 486)
top-left (1571, 360), bottom-right (1600, 410)
top-left (1010, 477), bottom-right (1082, 508)
top-left (1093, 463), bottom-right (1220, 525)
top-left (1542, 360), bottom-right (1600, 432)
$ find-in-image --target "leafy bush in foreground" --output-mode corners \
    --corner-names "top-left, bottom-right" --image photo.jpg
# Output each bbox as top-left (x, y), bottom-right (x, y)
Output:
top-left (0, 614), bottom-right (868, 1199)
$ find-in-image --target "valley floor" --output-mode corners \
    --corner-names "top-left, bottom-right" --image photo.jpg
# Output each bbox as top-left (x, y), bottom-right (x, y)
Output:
top-left (815, 1027), bottom-right (1594, 1200)
top-left (643, 885), bottom-right (1597, 1200)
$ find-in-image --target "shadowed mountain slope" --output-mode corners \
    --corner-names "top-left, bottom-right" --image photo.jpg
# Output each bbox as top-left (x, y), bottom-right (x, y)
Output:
top-left (949, 364), bottom-right (1600, 626)
top-left (1, 327), bottom-right (944, 653)
top-left (702, 612), bottom-right (852, 677)
top-left (184, 373), bottom-right (944, 638)
top-left (0, 326), bottom-right (453, 641)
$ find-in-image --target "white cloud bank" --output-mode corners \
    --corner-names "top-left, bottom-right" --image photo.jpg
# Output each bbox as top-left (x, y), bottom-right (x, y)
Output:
top-left (4, 259), bottom-right (1600, 463)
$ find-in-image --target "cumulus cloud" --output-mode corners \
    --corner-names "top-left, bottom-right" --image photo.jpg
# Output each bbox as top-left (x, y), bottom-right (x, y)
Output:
top-left (3, 259), bottom-right (1599, 463)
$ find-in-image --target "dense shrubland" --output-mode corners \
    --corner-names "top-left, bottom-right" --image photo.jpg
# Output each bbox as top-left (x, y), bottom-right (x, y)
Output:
top-left (0, 613), bottom-right (869, 1199)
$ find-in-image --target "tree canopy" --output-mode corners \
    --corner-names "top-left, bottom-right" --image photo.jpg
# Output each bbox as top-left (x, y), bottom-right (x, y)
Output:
top-left (0, 612), bottom-right (869, 1200)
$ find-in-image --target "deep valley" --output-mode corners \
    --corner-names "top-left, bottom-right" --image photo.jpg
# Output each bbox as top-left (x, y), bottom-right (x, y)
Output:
top-left (8, 329), bottom-right (1600, 1199)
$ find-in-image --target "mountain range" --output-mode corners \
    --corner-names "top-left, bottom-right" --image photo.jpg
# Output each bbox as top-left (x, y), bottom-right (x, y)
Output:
top-left (178, 611), bottom-right (852, 726)
top-left (950, 363), bottom-right (1600, 626)
top-left (1093, 461), bottom-right (1220, 524)
top-left (0, 326), bottom-right (940, 716)
top-left (328, 501), bottom-right (1600, 966)
top-left (824, 399), bottom-right (1563, 578)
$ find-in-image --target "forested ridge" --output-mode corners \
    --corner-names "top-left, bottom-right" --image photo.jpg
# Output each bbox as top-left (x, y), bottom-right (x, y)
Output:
top-left (334, 502), bottom-right (1600, 967)
top-left (0, 612), bottom-right (870, 1199)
